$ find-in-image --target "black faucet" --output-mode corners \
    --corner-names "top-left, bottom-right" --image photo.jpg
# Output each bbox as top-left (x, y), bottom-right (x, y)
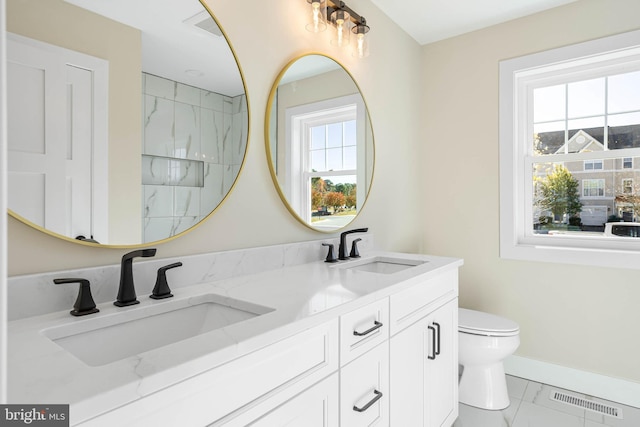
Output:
top-left (338, 228), bottom-right (368, 260)
top-left (114, 248), bottom-right (157, 307)
top-left (54, 278), bottom-right (100, 316)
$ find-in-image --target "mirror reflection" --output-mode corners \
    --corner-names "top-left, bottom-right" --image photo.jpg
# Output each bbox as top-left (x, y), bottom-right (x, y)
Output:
top-left (6, 0), bottom-right (248, 245)
top-left (266, 54), bottom-right (374, 231)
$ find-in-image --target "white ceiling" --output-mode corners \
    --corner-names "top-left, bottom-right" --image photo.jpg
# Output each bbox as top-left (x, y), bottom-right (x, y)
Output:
top-left (369, 0), bottom-right (579, 45)
top-left (64, 0), bottom-right (244, 96)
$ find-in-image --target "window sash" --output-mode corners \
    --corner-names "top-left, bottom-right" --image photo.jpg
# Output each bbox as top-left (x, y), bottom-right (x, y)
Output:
top-left (500, 29), bottom-right (640, 268)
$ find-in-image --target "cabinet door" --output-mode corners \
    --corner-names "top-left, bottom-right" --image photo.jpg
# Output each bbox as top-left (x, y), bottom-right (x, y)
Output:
top-left (390, 316), bottom-right (428, 426)
top-left (390, 298), bottom-right (458, 427)
top-left (340, 341), bottom-right (389, 427)
top-left (425, 299), bottom-right (458, 427)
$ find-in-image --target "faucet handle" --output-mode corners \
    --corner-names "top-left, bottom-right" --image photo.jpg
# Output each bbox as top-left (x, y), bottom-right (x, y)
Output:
top-left (322, 243), bottom-right (338, 263)
top-left (350, 238), bottom-right (362, 258)
top-left (150, 262), bottom-right (182, 299)
top-left (54, 278), bottom-right (100, 316)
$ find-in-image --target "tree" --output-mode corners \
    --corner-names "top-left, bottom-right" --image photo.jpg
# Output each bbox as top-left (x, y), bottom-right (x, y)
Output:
top-left (615, 177), bottom-right (640, 222)
top-left (311, 189), bottom-right (323, 210)
top-left (536, 164), bottom-right (582, 222)
top-left (324, 191), bottom-right (345, 212)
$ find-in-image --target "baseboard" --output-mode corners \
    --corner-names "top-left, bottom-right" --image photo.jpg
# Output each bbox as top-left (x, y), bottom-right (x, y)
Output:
top-left (504, 355), bottom-right (640, 409)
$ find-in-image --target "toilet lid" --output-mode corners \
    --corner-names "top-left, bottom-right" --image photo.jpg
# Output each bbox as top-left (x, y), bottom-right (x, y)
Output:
top-left (458, 308), bottom-right (519, 337)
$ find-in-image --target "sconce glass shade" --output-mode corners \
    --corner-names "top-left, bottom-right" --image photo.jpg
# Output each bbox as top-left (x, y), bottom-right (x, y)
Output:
top-left (330, 9), bottom-right (351, 47)
top-left (351, 23), bottom-right (370, 58)
top-left (306, 0), bottom-right (327, 33)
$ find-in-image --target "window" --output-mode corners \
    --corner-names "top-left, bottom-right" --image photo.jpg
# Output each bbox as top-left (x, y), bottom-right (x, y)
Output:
top-left (582, 179), bottom-right (605, 197)
top-left (285, 94), bottom-right (367, 229)
top-left (500, 29), bottom-right (640, 269)
top-left (584, 160), bottom-right (603, 170)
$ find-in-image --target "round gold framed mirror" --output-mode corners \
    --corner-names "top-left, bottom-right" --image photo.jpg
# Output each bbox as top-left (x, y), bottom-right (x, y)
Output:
top-left (6, 0), bottom-right (248, 247)
top-left (265, 53), bottom-right (374, 232)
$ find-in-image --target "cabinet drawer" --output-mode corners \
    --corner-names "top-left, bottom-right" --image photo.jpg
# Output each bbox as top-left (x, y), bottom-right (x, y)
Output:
top-left (81, 320), bottom-right (339, 427)
top-left (389, 268), bottom-right (457, 336)
top-left (340, 341), bottom-right (389, 427)
top-left (225, 373), bottom-right (339, 427)
top-left (340, 298), bottom-right (389, 365)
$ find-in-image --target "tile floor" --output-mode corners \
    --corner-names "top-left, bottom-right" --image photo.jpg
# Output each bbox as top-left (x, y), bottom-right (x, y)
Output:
top-left (453, 375), bottom-right (640, 427)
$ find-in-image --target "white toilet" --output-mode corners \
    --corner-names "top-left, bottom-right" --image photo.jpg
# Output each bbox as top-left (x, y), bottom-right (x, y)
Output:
top-left (458, 308), bottom-right (520, 410)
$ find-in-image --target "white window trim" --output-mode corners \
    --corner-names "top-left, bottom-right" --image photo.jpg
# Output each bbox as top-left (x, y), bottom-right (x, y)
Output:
top-left (500, 29), bottom-right (640, 270)
top-left (285, 94), bottom-right (366, 224)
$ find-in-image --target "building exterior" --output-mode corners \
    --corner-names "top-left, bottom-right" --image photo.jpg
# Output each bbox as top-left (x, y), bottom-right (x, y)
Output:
top-left (535, 128), bottom-right (640, 227)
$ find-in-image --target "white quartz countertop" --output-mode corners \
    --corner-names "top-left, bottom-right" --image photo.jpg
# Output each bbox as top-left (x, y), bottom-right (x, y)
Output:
top-left (8, 251), bottom-right (462, 424)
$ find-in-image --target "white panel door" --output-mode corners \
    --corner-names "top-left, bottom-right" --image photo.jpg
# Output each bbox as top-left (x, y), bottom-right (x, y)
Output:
top-left (7, 34), bottom-right (108, 241)
top-left (7, 37), bottom-right (67, 233)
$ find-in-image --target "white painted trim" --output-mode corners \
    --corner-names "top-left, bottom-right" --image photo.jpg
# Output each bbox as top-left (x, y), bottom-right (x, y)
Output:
top-left (504, 355), bottom-right (640, 409)
top-left (0, 0), bottom-right (8, 404)
top-left (499, 29), bottom-right (640, 269)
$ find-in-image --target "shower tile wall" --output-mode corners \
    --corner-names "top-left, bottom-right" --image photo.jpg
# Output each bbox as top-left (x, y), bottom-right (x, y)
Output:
top-left (141, 73), bottom-right (247, 243)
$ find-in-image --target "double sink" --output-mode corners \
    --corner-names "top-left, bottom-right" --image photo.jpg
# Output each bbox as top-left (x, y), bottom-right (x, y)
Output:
top-left (39, 255), bottom-right (427, 367)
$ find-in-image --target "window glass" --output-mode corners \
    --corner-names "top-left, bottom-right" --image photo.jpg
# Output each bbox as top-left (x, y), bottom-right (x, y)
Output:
top-left (327, 122), bottom-right (343, 148)
top-left (500, 30), bottom-right (640, 268)
top-left (568, 78), bottom-right (605, 118)
top-left (310, 126), bottom-right (325, 150)
top-left (608, 71), bottom-right (640, 113)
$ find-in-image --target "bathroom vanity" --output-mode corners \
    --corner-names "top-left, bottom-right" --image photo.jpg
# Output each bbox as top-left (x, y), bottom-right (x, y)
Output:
top-left (7, 240), bottom-right (462, 426)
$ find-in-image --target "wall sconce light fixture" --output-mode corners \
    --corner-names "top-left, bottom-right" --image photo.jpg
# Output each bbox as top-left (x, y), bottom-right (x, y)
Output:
top-left (305, 0), bottom-right (370, 58)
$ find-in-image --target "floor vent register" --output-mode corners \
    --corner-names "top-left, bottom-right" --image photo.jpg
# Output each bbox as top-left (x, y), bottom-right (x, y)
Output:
top-left (550, 391), bottom-right (623, 419)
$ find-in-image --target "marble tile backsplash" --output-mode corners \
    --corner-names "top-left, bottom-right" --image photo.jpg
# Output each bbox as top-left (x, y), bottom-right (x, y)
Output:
top-left (7, 235), bottom-right (375, 321)
top-left (141, 73), bottom-right (248, 243)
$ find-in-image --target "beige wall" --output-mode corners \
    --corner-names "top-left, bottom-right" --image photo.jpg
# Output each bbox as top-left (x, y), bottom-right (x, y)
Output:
top-left (7, 0), bottom-right (142, 243)
top-left (7, 0), bottom-right (423, 272)
top-left (421, 0), bottom-right (640, 383)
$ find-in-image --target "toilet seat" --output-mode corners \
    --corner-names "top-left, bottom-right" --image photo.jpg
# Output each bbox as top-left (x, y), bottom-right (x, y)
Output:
top-left (459, 308), bottom-right (519, 337)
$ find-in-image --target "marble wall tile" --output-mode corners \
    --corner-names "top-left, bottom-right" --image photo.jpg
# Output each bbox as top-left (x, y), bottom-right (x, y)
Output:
top-left (144, 95), bottom-right (174, 157)
top-left (175, 187), bottom-right (200, 217)
top-left (145, 74), bottom-right (174, 100)
top-left (201, 163), bottom-right (225, 216)
top-left (174, 102), bottom-right (200, 160)
top-left (143, 217), bottom-right (175, 244)
top-left (173, 215), bottom-right (200, 236)
top-left (144, 186), bottom-right (174, 218)
top-left (201, 90), bottom-right (224, 112)
top-left (175, 82), bottom-right (201, 106)
top-left (223, 96), bottom-right (233, 114)
top-left (141, 73), bottom-right (246, 242)
top-left (142, 156), bottom-right (204, 187)
top-left (200, 109), bottom-right (223, 163)
top-left (222, 112), bottom-right (233, 165)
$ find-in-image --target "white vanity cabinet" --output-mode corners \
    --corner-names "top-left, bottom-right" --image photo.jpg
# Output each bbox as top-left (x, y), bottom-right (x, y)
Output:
top-left (339, 298), bottom-right (390, 426)
top-left (36, 254), bottom-right (461, 427)
top-left (79, 320), bottom-right (339, 427)
top-left (220, 373), bottom-right (340, 427)
top-left (389, 269), bottom-right (459, 427)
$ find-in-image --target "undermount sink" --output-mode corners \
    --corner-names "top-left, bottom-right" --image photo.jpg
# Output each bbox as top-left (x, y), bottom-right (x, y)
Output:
top-left (336, 256), bottom-right (427, 274)
top-left (41, 294), bottom-right (273, 366)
